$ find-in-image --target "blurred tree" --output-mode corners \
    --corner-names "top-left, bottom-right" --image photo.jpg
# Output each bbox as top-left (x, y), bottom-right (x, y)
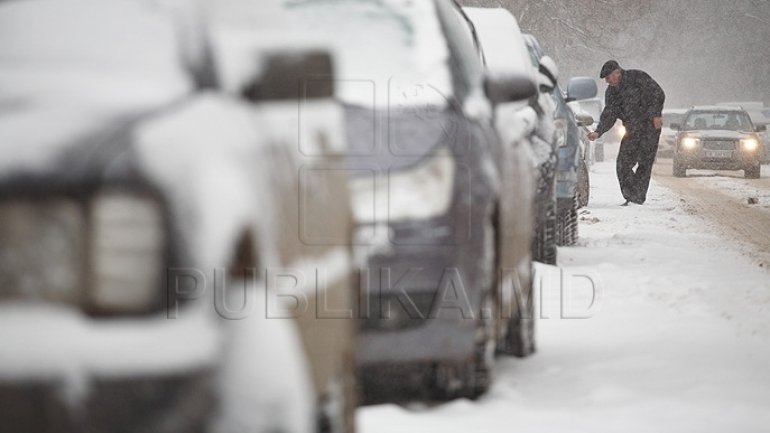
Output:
top-left (459, 0), bottom-right (770, 107)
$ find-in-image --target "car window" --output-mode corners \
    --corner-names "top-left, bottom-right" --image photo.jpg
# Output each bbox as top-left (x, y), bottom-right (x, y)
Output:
top-left (683, 111), bottom-right (754, 131)
top-left (284, 0), bottom-right (453, 109)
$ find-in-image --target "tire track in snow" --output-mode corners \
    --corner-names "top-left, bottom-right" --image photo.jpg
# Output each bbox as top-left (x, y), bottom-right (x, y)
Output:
top-left (653, 159), bottom-right (770, 268)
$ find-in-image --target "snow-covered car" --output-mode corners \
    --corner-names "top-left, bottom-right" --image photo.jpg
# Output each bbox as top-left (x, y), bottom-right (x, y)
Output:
top-left (284, 0), bottom-right (538, 402)
top-left (671, 106), bottom-right (766, 178)
top-left (0, 1), bottom-right (355, 432)
top-left (521, 34), bottom-right (593, 248)
top-left (658, 108), bottom-right (688, 157)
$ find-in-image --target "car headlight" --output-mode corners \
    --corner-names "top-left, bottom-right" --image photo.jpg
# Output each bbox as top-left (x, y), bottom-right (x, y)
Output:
top-left (740, 138), bottom-right (760, 152)
top-left (90, 190), bottom-right (165, 313)
top-left (681, 137), bottom-right (700, 149)
top-left (0, 190), bottom-right (165, 314)
top-left (349, 146), bottom-right (455, 223)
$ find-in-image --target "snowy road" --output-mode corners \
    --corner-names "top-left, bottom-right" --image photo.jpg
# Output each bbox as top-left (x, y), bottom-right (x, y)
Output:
top-left (358, 160), bottom-right (770, 433)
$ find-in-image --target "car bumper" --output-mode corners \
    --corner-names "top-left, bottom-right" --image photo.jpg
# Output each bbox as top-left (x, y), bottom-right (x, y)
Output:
top-left (0, 303), bottom-right (219, 432)
top-left (0, 370), bottom-right (212, 433)
top-left (675, 149), bottom-right (762, 169)
top-left (355, 242), bottom-right (483, 366)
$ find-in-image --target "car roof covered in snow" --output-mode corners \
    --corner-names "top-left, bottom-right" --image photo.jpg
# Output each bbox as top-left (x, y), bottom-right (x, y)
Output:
top-left (462, 7), bottom-right (536, 84)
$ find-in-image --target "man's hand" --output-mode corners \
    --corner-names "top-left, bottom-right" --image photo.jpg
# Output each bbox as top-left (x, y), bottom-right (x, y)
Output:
top-left (653, 117), bottom-right (663, 129)
top-left (587, 131), bottom-right (599, 141)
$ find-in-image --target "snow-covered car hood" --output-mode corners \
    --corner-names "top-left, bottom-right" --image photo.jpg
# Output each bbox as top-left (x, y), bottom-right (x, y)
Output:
top-left (0, 107), bottom-right (156, 193)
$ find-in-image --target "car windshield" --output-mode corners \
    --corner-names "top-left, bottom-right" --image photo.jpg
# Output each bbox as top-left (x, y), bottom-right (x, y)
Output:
top-left (283, 0), bottom-right (452, 108)
top-left (683, 111), bottom-right (753, 131)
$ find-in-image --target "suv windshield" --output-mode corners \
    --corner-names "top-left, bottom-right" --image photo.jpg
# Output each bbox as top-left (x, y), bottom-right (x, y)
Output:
top-left (683, 111), bottom-right (754, 131)
top-left (284, 0), bottom-right (452, 108)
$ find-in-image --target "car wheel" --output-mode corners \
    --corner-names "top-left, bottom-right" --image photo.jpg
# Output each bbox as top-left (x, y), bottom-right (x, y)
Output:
top-left (672, 157), bottom-right (686, 177)
top-left (497, 261), bottom-right (536, 357)
top-left (432, 293), bottom-right (496, 401)
top-left (576, 159), bottom-right (590, 209)
top-left (533, 200), bottom-right (557, 264)
top-left (318, 350), bottom-right (356, 433)
top-left (745, 163), bottom-right (761, 179)
top-left (557, 199), bottom-right (578, 247)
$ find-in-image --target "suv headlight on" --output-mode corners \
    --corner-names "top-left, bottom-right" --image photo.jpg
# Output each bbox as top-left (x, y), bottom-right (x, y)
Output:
top-left (740, 137), bottom-right (760, 152)
top-left (680, 136), bottom-right (701, 149)
top-left (0, 190), bottom-right (166, 314)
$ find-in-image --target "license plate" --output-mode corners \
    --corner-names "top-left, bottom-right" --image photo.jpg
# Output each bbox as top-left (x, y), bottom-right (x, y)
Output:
top-left (704, 150), bottom-right (732, 158)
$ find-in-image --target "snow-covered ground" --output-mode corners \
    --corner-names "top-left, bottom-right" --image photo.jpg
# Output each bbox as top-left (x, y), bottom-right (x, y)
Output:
top-left (359, 161), bottom-right (770, 433)
top-left (687, 164), bottom-right (770, 210)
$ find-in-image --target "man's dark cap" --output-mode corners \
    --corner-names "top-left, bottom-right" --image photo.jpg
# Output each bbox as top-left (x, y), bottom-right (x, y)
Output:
top-left (599, 60), bottom-right (621, 78)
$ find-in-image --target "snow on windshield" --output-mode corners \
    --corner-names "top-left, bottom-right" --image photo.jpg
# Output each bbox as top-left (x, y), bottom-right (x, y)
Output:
top-left (283, 0), bottom-right (453, 108)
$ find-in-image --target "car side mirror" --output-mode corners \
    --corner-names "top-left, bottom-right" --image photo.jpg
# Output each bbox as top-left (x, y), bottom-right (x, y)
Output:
top-left (537, 55), bottom-right (558, 93)
top-left (756, 124), bottom-right (767, 132)
top-left (242, 50), bottom-right (334, 102)
top-left (670, 123), bottom-right (681, 131)
top-left (566, 76), bottom-right (599, 101)
top-left (484, 73), bottom-right (538, 105)
top-left (575, 113), bottom-right (594, 127)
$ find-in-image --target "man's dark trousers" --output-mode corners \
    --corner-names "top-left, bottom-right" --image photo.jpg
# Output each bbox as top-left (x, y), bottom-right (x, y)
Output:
top-left (616, 123), bottom-right (661, 204)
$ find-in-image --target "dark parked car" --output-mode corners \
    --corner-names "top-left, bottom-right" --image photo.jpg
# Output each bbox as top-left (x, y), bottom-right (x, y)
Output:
top-left (672, 106), bottom-right (766, 178)
top-left (522, 34), bottom-right (593, 248)
top-left (0, 1), bottom-right (357, 432)
top-left (285, 0), bottom-right (538, 402)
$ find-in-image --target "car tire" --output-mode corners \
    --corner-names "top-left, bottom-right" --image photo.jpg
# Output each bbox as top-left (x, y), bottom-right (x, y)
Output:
top-left (497, 261), bottom-right (536, 358)
top-left (431, 216), bottom-right (496, 401)
top-left (556, 199), bottom-right (578, 247)
top-left (318, 349), bottom-right (357, 433)
top-left (745, 164), bottom-right (761, 179)
top-left (533, 199), bottom-right (557, 265)
top-left (673, 157), bottom-right (687, 177)
top-left (431, 293), bottom-right (496, 401)
top-left (576, 159), bottom-right (590, 209)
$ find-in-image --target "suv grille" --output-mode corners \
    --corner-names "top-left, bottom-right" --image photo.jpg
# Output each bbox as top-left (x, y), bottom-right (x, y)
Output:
top-left (703, 140), bottom-right (736, 151)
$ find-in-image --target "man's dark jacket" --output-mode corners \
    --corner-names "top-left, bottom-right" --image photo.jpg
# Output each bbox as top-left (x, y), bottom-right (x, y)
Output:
top-left (594, 69), bottom-right (665, 136)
